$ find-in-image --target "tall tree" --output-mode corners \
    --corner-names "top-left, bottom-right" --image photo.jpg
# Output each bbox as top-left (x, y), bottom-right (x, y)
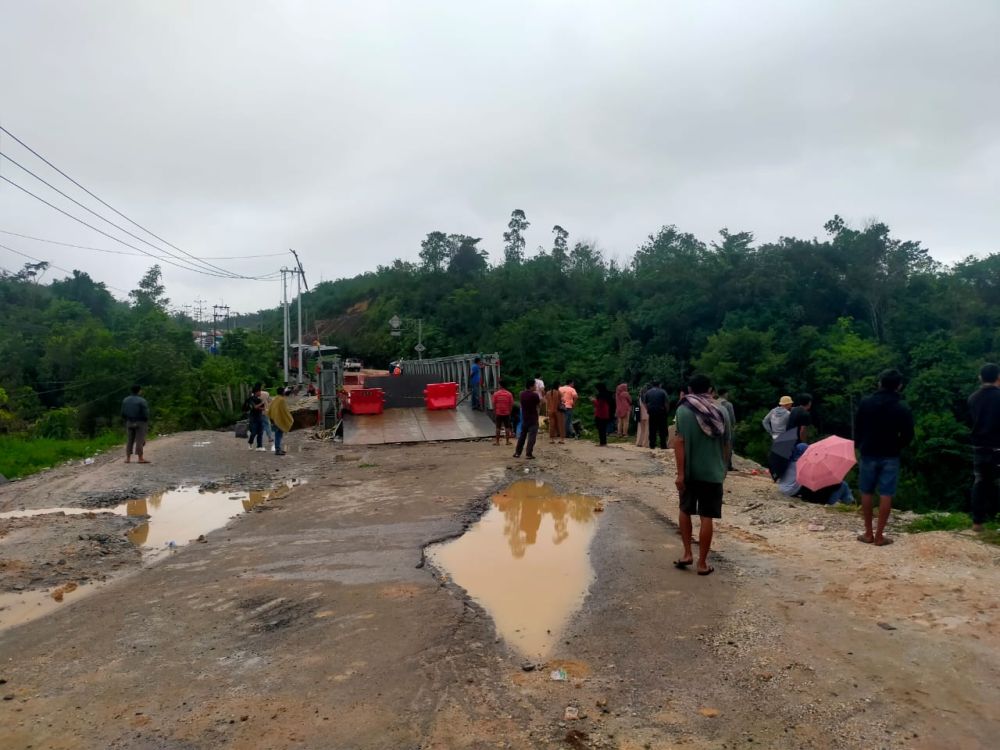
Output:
top-left (419, 231), bottom-right (450, 272)
top-left (503, 209), bottom-right (530, 265)
top-left (129, 265), bottom-right (169, 311)
top-left (447, 236), bottom-right (489, 277)
top-left (551, 225), bottom-right (569, 269)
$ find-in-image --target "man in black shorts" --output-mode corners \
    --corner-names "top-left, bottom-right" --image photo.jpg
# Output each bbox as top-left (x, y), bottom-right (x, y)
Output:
top-left (673, 374), bottom-right (732, 576)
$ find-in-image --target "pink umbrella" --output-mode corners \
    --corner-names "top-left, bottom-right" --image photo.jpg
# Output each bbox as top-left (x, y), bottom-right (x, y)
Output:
top-left (796, 436), bottom-right (857, 491)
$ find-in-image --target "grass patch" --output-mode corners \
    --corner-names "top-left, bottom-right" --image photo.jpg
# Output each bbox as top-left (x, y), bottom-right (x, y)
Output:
top-left (906, 511), bottom-right (1000, 543)
top-left (358, 463), bottom-right (378, 468)
top-left (0, 432), bottom-right (123, 480)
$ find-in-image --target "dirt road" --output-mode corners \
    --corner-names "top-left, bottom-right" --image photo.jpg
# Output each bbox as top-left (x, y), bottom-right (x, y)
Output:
top-left (1, 429), bottom-right (998, 749)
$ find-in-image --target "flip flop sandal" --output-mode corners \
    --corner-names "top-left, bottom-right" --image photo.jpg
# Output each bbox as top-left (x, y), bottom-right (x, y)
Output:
top-left (857, 534), bottom-right (874, 544)
top-left (697, 566), bottom-right (715, 576)
top-left (874, 537), bottom-right (894, 546)
top-left (673, 559), bottom-right (693, 569)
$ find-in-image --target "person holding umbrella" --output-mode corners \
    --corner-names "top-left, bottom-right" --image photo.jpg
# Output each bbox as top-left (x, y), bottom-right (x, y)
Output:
top-left (781, 442), bottom-right (855, 504)
top-left (854, 369), bottom-right (914, 546)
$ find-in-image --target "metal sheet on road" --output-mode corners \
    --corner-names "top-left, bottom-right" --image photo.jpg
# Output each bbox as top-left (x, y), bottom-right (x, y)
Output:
top-left (344, 406), bottom-right (495, 445)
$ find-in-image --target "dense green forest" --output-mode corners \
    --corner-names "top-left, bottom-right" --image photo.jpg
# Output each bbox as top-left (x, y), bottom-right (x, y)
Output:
top-left (2, 211), bottom-right (998, 512)
top-left (0, 263), bottom-right (281, 476)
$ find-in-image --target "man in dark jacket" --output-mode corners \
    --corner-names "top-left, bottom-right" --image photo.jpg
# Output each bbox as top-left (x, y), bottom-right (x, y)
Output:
top-left (643, 381), bottom-right (670, 450)
top-left (121, 384), bottom-right (151, 464)
top-left (968, 363), bottom-right (1000, 531)
top-left (855, 370), bottom-right (914, 546)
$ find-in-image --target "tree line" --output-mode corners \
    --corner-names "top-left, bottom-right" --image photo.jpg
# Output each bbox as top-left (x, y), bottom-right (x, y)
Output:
top-left (3, 210), bottom-right (997, 511)
top-left (0, 264), bottom-right (281, 439)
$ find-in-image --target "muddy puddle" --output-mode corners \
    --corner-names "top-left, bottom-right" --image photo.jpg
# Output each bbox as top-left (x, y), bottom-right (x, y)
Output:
top-left (0, 480), bottom-right (304, 632)
top-left (0, 481), bottom-right (303, 554)
top-left (427, 479), bottom-right (601, 658)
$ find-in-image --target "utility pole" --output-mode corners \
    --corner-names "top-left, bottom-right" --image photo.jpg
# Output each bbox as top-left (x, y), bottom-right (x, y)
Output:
top-left (193, 298), bottom-right (206, 348)
top-left (280, 268), bottom-right (291, 385)
top-left (211, 304), bottom-right (230, 352)
top-left (290, 249), bottom-right (309, 385)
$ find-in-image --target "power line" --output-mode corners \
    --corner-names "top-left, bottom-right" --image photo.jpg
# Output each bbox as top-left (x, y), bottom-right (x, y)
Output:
top-left (0, 229), bottom-right (289, 260)
top-left (0, 125), bottom-right (249, 280)
top-left (1, 173), bottom-right (235, 278)
top-left (1, 175), bottom-right (278, 283)
top-left (1, 151), bottom-right (251, 279)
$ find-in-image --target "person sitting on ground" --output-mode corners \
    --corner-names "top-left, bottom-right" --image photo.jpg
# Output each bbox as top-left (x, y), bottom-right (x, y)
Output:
top-left (492, 381), bottom-right (514, 446)
top-left (762, 396), bottom-right (794, 439)
top-left (267, 387), bottom-right (294, 456)
top-left (592, 383), bottom-right (614, 446)
top-left (777, 443), bottom-right (854, 504)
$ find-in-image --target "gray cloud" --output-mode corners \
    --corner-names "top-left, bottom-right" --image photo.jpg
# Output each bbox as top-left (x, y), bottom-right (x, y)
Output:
top-left (2, 0), bottom-right (998, 312)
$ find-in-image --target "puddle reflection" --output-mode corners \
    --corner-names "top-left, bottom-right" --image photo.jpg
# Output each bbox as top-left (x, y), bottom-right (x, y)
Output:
top-left (428, 480), bottom-right (600, 658)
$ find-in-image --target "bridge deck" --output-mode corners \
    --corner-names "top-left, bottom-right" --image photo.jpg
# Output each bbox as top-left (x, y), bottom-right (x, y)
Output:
top-left (343, 405), bottom-right (495, 446)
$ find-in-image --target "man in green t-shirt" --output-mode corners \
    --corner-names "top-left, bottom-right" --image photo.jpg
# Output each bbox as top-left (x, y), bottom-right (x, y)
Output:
top-left (673, 373), bottom-right (731, 576)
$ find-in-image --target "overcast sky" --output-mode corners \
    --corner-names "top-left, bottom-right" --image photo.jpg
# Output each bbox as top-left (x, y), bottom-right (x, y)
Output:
top-left (2, 0), bottom-right (998, 314)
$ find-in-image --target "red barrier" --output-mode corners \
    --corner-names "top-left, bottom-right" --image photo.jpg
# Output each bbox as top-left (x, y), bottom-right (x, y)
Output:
top-left (348, 388), bottom-right (385, 415)
top-left (424, 382), bottom-right (458, 411)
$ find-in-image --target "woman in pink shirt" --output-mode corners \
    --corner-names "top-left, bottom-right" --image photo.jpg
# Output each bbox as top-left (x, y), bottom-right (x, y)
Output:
top-left (615, 383), bottom-right (632, 437)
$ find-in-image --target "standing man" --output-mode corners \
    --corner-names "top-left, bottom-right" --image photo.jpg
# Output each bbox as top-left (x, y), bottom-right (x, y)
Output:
top-left (492, 380), bottom-right (515, 446)
top-left (559, 379), bottom-right (578, 438)
top-left (514, 377), bottom-right (541, 459)
top-left (717, 388), bottom-right (737, 471)
top-left (855, 370), bottom-right (914, 546)
top-left (121, 384), bottom-right (151, 464)
top-left (762, 396), bottom-right (794, 439)
top-left (673, 374), bottom-right (730, 576)
top-left (246, 383), bottom-right (266, 451)
top-left (968, 363), bottom-right (1000, 532)
top-left (643, 381), bottom-right (670, 450)
top-left (470, 357), bottom-right (483, 411)
top-left (787, 393), bottom-right (813, 443)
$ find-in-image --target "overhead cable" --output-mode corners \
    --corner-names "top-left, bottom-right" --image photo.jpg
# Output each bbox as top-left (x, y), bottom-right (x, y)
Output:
top-left (0, 125), bottom-right (248, 279)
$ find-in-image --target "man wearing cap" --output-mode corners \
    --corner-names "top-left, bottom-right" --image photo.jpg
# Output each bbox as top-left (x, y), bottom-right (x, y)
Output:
top-left (762, 396), bottom-right (793, 439)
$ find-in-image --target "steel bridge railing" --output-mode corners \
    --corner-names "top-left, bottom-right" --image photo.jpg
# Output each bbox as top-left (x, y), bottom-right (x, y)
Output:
top-left (398, 352), bottom-right (501, 410)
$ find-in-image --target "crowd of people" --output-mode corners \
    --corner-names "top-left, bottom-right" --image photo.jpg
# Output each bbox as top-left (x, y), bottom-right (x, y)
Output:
top-left (473, 360), bottom-right (1000, 576)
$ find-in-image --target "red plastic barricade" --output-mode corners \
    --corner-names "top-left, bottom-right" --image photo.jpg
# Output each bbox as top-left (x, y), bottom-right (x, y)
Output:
top-left (348, 388), bottom-right (385, 415)
top-left (424, 382), bottom-right (458, 411)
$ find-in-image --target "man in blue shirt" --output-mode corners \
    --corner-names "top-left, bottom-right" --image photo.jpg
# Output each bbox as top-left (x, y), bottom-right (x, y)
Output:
top-left (470, 357), bottom-right (483, 411)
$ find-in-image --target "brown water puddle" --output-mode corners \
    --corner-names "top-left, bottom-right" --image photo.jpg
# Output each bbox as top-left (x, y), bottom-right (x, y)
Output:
top-left (427, 479), bottom-right (600, 659)
top-left (0, 481), bottom-right (304, 632)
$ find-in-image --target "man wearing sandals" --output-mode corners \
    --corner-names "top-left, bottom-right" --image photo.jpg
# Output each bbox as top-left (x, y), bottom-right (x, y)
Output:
top-left (673, 374), bottom-right (731, 576)
top-left (855, 369), bottom-right (914, 546)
